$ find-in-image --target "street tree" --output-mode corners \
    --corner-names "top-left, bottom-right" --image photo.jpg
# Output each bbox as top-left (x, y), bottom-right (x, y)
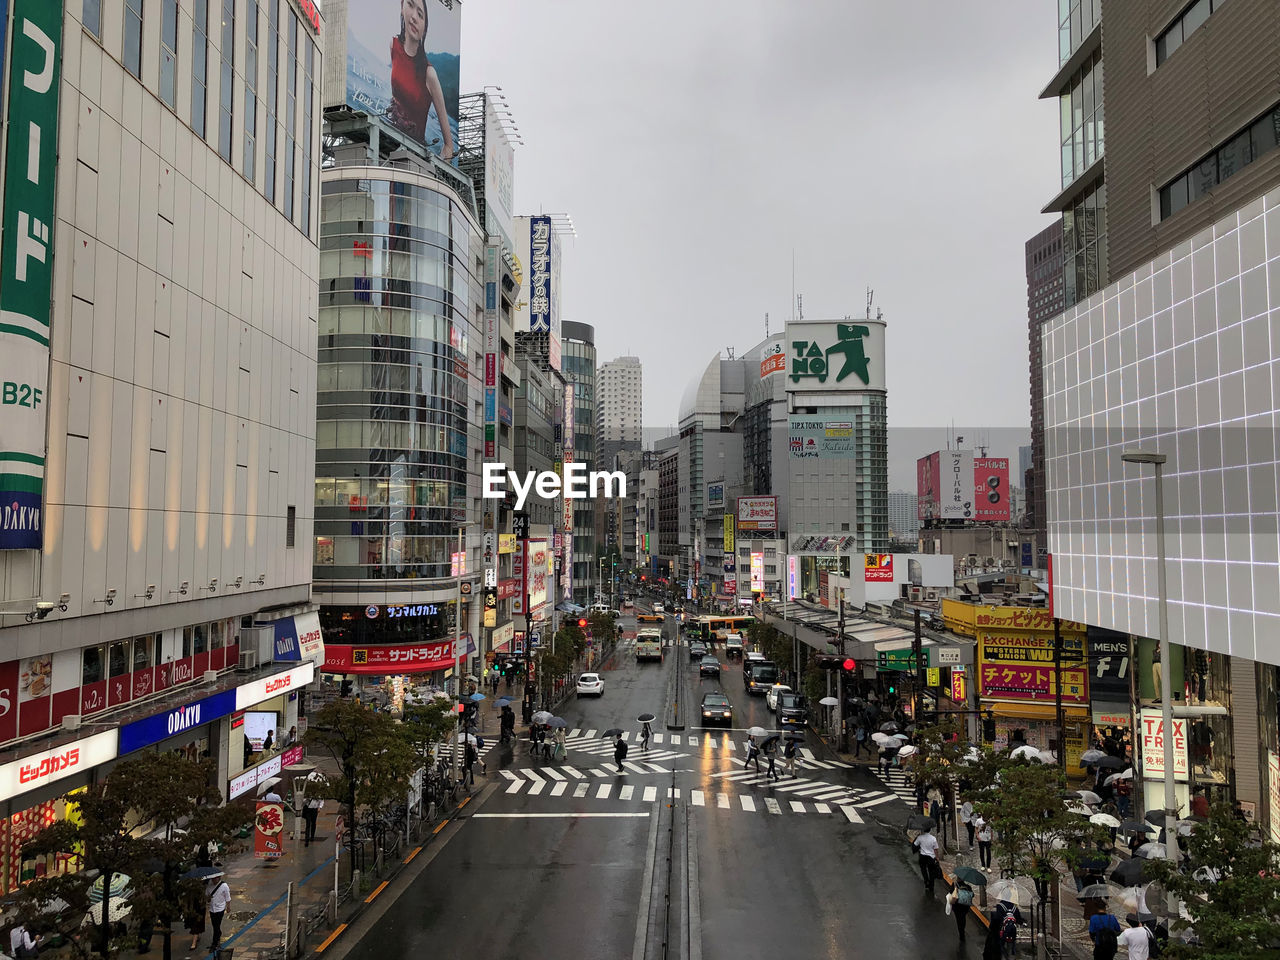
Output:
top-left (1146, 801), bottom-right (1280, 957)
top-left (587, 610), bottom-right (617, 647)
top-left (402, 696), bottom-right (460, 777)
top-left (305, 699), bottom-right (419, 874)
top-left (16, 752), bottom-right (245, 960)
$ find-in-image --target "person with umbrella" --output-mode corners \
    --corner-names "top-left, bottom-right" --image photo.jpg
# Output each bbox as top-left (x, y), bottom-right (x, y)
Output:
top-left (613, 734), bottom-right (628, 772)
top-left (744, 735), bottom-right (762, 773)
top-left (946, 876), bottom-right (976, 942)
top-left (762, 736), bottom-right (780, 782)
top-left (783, 735), bottom-right (798, 778)
top-left (1088, 906), bottom-right (1122, 960)
top-left (499, 703), bottom-right (516, 744)
top-left (464, 738), bottom-right (479, 786)
top-left (638, 713), bottom-right (654, 751)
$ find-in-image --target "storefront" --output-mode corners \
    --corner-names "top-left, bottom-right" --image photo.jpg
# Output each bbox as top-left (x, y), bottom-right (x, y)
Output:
top-left (1087, 627), bottom-right (1134, 762)
top-left (225, 662), bottom-right (315, 791)
top-left (319, 602), bottom-right (462, 647)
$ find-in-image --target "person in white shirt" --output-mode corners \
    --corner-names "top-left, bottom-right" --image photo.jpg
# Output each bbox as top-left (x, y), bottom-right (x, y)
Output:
top-left (913, 826), bottom-right (941, 894)
top-left (1118, 917), bottom-right (1155, 960)
top-left (10, 924), bottom-right (39, 959)
top-left (207, 878), bottom-right (232, 950)
top-left (975, 815), bottom-right (994, 869)
top-left (960, 800), bottom-right (975, 849)
top-left (261, 788), bottom-right (283, 803)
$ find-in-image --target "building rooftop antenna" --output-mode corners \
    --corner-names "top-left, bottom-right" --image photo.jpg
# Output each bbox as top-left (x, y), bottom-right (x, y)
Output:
top-left (866, 288), bottom-right (874, 320)
top-left (797, 294), bottom-right (803, 321)
top-left (765, 311), bottom-right (769, 337)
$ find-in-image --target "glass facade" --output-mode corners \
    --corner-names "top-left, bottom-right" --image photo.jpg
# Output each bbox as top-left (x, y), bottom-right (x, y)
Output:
top-left (315, 174), bottom-right (483, 583)
top-left (561, 326), bottom-right (596, 600)
top-left (1058, 0), bottom-right (1101, 66)
top-left (1062, 178), bottom-right (1106, 309)
top-left (1058, 50), bottom-right (1103, 190)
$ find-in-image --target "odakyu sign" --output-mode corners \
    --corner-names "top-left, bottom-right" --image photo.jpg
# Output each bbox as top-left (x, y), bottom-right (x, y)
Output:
top-left (117, 689), bottom-right (238, 754)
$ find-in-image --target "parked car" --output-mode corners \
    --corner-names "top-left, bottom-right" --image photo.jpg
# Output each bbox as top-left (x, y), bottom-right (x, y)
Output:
top-left (689, 641), bottom-right (707, 661)
top-left (575, 673), bottom-right (605, 697)
top-left (777, 691), bottom-right (809, 727)
top-left (699, 656), bottom-right (721, 678)
top-left (700, 692), bottom-right (733, 726)
top-left (765, 684), bottom-right (793, 712)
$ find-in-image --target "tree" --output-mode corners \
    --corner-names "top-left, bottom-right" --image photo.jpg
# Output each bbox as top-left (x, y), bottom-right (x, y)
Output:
top-left (16, 752), bottom-right (246, 960)
top-left (587, 611), bottom-right (617, 647)
top-left (401, 697), bottom-right (458, 783)
top-left (902, 719), bottom-right (969, 798)
top-left (305, 699), bottom-right (419, 875)
top-left (1146, 802), bottom-right (1280, 957)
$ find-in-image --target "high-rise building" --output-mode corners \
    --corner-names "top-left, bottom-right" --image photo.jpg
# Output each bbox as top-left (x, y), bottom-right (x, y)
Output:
top-left (561, 322), bottom-right (597, 602)
top-left (1025, 220), bottom-right (1065, 555)
top-left (597, 356), bottom-right (643, 471)
top-left (889, 492), bottom-right (920, 541)
top-left (1041, 0), bottom-right (1280, 830)
top-left (0, 0), bottom-right (324, 846)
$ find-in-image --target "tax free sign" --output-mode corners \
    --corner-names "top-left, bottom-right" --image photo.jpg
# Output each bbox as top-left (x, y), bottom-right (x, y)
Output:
top-left (0, 0), bottom-right (63, 549)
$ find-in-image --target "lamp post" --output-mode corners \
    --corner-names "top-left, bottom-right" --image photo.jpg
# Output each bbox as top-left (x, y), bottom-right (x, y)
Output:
top-left (1120, 450), bottom-right (1179, 881)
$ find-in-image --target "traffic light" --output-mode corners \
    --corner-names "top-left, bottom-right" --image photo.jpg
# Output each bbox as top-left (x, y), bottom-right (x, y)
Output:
top-left (814, 655), bottom-right (841, 670)
top-left (887, 683), bottom-right (896, 695)
top-left (340, 679), bottom-right (353, 698)
top-left (842, 658), bottom-right (856, 672)
top-left (982, 715), bottom-right (996, 742)
top-left (578, 618), bottom-right (588, 628)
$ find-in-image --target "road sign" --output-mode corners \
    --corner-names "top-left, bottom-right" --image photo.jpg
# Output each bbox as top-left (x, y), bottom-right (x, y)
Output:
top-left (876, 647), bottom-right (931, 671)
top-left (530, 630), bottom-right (541, 647)
top-left (936, 647), bottom-right (960, 665)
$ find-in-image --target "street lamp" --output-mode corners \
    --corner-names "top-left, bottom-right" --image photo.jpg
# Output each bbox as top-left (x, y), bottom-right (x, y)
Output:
top-left (1120, 450), bottom-right (1179, 881)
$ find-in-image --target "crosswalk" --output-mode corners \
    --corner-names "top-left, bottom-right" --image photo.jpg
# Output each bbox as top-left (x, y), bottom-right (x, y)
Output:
top-left (872, 765), bottom-right (918, 804)
top-left (561, 732), bottom-right (852, 771)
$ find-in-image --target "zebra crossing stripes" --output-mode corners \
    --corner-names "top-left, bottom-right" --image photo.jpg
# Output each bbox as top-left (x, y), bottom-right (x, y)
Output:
top-left (764, 798), bottom-right (782, 814)
top-left (841, 806), bottom-right (864, 824)
top-left (620, 785), bottom-right (635, 801)
top-left (528, 780), bottom-right (546, 796)
top-left (573, 782), bottom-right (589, 798)
top-left (551, 782), bottom-right (568, 797)
top-left (873, 767), bottom-right (917, 803)
top-left (740, 796), bottom-right (756, 812)
top-left (643, 786), bottom-right (658, 802)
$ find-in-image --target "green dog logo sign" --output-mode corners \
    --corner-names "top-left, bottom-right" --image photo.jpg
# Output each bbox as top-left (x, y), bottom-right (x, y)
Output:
top-left (789, 324), bottom-right (872, 386)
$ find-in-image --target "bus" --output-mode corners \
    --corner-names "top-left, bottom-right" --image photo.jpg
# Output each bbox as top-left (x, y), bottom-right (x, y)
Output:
top-left (689, 615), bottom-right (755, 644)
top-left (635, 629), bottom-right (662, 662)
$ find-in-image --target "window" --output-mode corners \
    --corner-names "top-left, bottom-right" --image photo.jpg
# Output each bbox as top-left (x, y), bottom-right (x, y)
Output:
top-left (286, 504), bottom-right (297, 547)
top-left (244, 0), bottom-right (258, 180)
top-left (191, 0), bottom-right (208, 137)
top-left (264, 0), bottom-right (279, 202)
top-left (300, 38), bottom-right (314, 235)
top-left (1155, 0), bottom-right (1227, 67)
top-left (218, 0), bottom-right (235, 162)
top-left (1159, 102), bottom-right (1280, 221)
top-left (284, 11), bottom-right (298, 220)
top-left (193, 624), bottom-right (208, 655)
top-left (133, 637), bottom-right (152, 672)
top-left (82, 646), bottom-right (105, 685)
top-left (124, 0), bottom-right (144, 78)
top-left (160, 0), bottom-right (178, 107)
top-left (83, 0), bottom-right (102, 38)
top-left (109, 641), bottom-right (130, 678)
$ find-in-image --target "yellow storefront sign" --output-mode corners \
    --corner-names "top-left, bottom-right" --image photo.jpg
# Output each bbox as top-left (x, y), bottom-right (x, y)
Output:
top-left (498, 534), bottom-right (516, 554)
top-left (723, 514), bottom-right (735, 554)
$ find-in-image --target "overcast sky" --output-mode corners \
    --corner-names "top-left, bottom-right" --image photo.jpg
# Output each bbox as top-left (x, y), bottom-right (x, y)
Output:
top-left (460, 0), bottom-right (1055, 481)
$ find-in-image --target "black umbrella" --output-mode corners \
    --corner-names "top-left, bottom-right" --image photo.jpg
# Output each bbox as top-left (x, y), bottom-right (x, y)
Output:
top-left (1119, 820), bottom-right (1156, 834)
top-left (181, 867), bottom-right (224, 881)
top-left (1111, 859), bottom-right (1147, 886)
top-left (1077, 854), bottom-right (1110, 873)
top-left (1125, 912), bottom-right (1157, 924)
top-left (602, 728), bottom-right (625, 738)
top-left (1095, 756), bottom-right (1126, 770)
top-left (879, 721), bottom-right (900, 733)
top-left (636, 712), bottom-right (655, 723)
top-left (1144, 810), bottom-right (1167, 825)
top-left (907, 814), bottom-right (936, 832)
top-left (760, 734), bottom-right (781, 747)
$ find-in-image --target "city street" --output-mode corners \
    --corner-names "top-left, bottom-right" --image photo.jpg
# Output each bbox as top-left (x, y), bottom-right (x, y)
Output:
top-left (334, 615), bottom-right (987, 959)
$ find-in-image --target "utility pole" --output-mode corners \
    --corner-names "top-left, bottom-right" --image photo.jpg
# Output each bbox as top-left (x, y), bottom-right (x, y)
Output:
top-left (1054, 617), bottom-right (1066, 770)
top-left (452, 529), bottom-right (464, 785)
top-left (837, 589), bottom-right (847, 751)
top-left (514, 511), bottom-right (532, 723)
top-left (913, 610), bottom-right (924, 721)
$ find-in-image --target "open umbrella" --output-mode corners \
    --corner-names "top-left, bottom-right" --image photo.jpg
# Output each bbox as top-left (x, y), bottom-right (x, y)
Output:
top-left (455, 732), bottom-right (477, 745)
top-left (897, 744), bottom-right (919, 758)
top-left (495, 696), bottom-right (515, 704)
top-left (879, 721), bottom-right (900, 733)
top-left (987, 879), bottom-right (1021, 905)
top-left (1035, 749), bottom-right (1058, 764)
top-left (1077, 882), bottom-right (1120, 899)
top-left (180, 867), bottom-right (224, 881)
top-left (1175, 819), bottom-right (1198, 837)
top-left (1090, 813), bottom-right (1122, 829)
top-left (1103, 769), bottom-right (1134, 786)
top-left (1010, 745), bottom-right (1040, 760)
top-left (889, 733), bottom-right (910, 743)
top-left (532, 710), bottom-right (553, 725)
top-left (547, 717), bottom-right (569, 729)
top-left (602, 728), bottom-right (625, 738)
top-left (954, 866), bottom-right (987, 886)
top-left (749, 726), bottom-right (768, 738)
top-left (1135, 842), bottom-right (1167, 860)
top-left (1080, 749), bottom-right (1108, 765)
top-left (636, 712), bottom-right (656, 723)
top-left (1064, 802), bottom-right (1093, 816)
top-left (1095, 756), bottom-right (1126, 770)
top-left (760, 734), bottom-right (781, 747)
top-left (463, 674), bottom-right (479, 683)
top-left (1075, 852), bottom-right (1111, 873)
top-left (871, 732), bottom-right (896, 746)
top-left (906, 814), bottom-right (936, 832)
top-left (1075, 790), bottom-right (1103, 805)
top-left (819, 696), bottom-right (839, 707)
top-left (469, 692), bottom-right (486, 702)
top-left (1110, 859), bottom-right (1147, 886)
top-left (89, 873), bottom-right (131, 902)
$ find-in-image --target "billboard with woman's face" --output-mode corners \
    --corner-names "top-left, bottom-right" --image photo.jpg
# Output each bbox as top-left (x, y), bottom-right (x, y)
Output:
top-left (345, 0), bottom-right (461, 162)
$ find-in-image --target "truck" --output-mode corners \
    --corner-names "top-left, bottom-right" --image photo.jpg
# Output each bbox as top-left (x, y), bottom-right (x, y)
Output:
top-left (635, 629), bottom-right (663, 662)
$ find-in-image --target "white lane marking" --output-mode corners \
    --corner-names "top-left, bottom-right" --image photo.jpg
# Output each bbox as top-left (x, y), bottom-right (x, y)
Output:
top-left (528, 780), bottom-right (546, 796)
top-left (842, 806), bottom-right (864, 824)
top-left (585, 729), bottom-right (597, 739)
top-left (570, 729), bottom-right (581, 738)
top-left (828, 759), bottom-right (853, 768)
top-left (764, 798), bottom-right (782, 814)
top-left (857, 794), bottom-right (898, 808)
top-left (596, 784), bottom-right (612, 799)
top-left (623, 762), bottom-right (650, 774)
top-left (813, 802), bottom-right (831, 814)
top-left (717, 793), bottom-right (730, 809)
top-left (520, 769), bottom-right (545, 782)
top-left (800, 748), bottom-right (817, 760)
top-left (643, 786), bottom-right (658, 802)
top-left (789, 801), bottom-right (806, 813)
top-left (654, 734), bottom-right (665, 744)
top-left (725, 737), bottom-right (737, 751)
top-left (562, 766), bottom-right (585, 779)
top-left (803, 759), bottom-right (836, 769)
top-left (550, 781), bottom-right (568, 797)
top-left (667, 787), bottom-right (681, 798)
top-left (688, 735), bottom-right (699, 746)
top-left (791, 783), bottom-right (840, 796)
top-left (809, 788), bottom-right (854, 802)
top-left (740, 796), bottom-right (756, 812)
top-left (620, 785), bottom-right (635, 800)
top-left (505, 780), bottom-right (524, 794)
top-left (773, 779), bottom-right (822, 793)
top-left (499, 770), bottom-right (518, 781)
top-left (593, 768), bottom-right (613, 778)
top-left (621, 731), bottom-right (631, 741)
top-left (646, 763), bottom-right (670, 773)
top-left (473, 812), bottom-right (650, 819)
top-left (543, 768), bottom-right (566, 781)
top-left (691, 790), bottom-right (705, 806)
top-left (573, 782), bottom-right (589, 798)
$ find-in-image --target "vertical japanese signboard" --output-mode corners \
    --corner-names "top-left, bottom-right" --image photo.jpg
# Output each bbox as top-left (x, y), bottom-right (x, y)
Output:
top-left (723, 513), bottom-right (734, 554)
top-left (529, 216), bottom-right (552, 333)
top-left (483, 244), bottom-right (498, 459)
top-left (787, 555), bottom-right (798, 599)
top-left (750, 552), bottom-right (764, 592)
top-left (254, 801), bottom-right (286, 859)
top-left (0, 0), bottom-right (62, 549)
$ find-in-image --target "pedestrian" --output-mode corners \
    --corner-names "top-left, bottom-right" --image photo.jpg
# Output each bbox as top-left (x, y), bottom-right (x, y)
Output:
top-left (853, 725), bottom-right (868, 758)
top-left (960, 799), bottom-right (975, 849)
top-left (207, 876), bottom-right (231, 951)
top-left (614, 735), bottom-right (628, 772)
top-left (527, 722), bottom-right (539, 754)
top-left (261, 786), bottom-right (283, 803)
top-left (500, 705), bottom-right (515, 743)
top-left (10, 923), bottom-right (40, 959)
top-left (998, 901), bottom-right (1025, 959)
top-left (1088, 908), bottom-right (1122, 960)
top-left (912, 825), bottom-right (941, 894)
top-left (640, 721), bottom-right (652, 751)
top-left (878, 748), bottom-right (890, 777)
top-left (303, 794), bottom-right (323, 845)
top-left (946, 879), bottom-right (975, 942)
top-left (539, 727), bottom-right (551, 760)
top-left (1117, 916), bottom-right (1156, 960)
top-left (744, 737), bottom-right (761, 773)
top-left (184, 887), bottom-right (207, 951)
top-left (976, 815), bottom-right (994, 869)
top-left (262, 729), bottom-right (274, 753)
top-left (554, 726), bottom-right (567, 761)
top-left (490, 672), bottom-right (500, 696)
top-left (763, 739), bottom-right (779, 781)
top-left (464, 740), bottom-right (479, 785)
top-left (1115, 777), bottom-right (1132, 818)
top-left (783, 737), bottom-right (798, 778)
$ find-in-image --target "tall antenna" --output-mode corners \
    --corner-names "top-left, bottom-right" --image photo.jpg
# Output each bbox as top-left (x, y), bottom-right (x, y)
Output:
top-left (866, 287), bottom-right (875, 319)
top-left (765, 312), bottom-right (769, 337)
top-left (797, 294), bottom-right (804, 321)
top-left (790, 252), bottom-right (796, 324)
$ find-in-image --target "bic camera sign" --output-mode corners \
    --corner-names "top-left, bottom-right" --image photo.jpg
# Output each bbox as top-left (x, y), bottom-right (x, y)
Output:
top-left (784, 320), bottom-right (887, 393)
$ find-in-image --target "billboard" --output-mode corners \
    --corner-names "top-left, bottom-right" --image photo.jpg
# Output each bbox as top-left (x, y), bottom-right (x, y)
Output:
top-left (527, 540), bottom-right (550, 611)
top-left (1139, 709), bottom-right (1189, 782)
top-left (973, 457), bottom-right (1010, 522)
top-left (344, 0), bottom-right (461, 161)
top-left (783, 320), bottom-right (887, 393)
top-left (750, 552), bottom-right (764, 592)
top-left (759, 340), bottom-right (785, 378)
top-left (941, 450), bottom-right (974, 519)
top-left (789, 418), bottom-right (857, 459)
top-left (0, 0), bottom-right (64, 549)
top-left (706, 482), bottom-right (724, 510)
top-left (864, 554), bottom-right (893, 582)
top-left (513, 216), bottom-right (563, 371)
top-left (787, 555), bottom-right (798, 599)
top-left (723, 514), bottom-right (735, 554)
top-left (484, 97), bottom-right (515, 250)
top-left (737, 496), bottom-right (778, 531)
top-left (917, 452), bottom-right (940, 521)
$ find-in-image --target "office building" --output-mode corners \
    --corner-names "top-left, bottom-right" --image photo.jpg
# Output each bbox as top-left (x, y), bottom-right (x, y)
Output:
top-left (597, 356), bottom-right (643, 471)
top-left (561, 321), bottom-right (597, 602)
top-left (1026, 221), bottom-right (1065, 553)
top-left (889, 491), bottom-right (920, 540)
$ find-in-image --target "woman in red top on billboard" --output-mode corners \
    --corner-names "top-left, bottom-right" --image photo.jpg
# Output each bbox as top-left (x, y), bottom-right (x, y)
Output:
top-left (387, 0), bottom-right (454, 159)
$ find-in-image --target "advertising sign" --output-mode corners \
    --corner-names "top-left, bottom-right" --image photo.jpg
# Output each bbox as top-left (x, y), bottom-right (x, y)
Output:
top-left (737, 496), bottom-right (778, 532)
top-left (1086, 627), bottom-right (1131, 704)
top-left (322, 640), bottom-right (468, 675)
top-left (511, 543), bottom-right (525, 615)
top-left (759, 340), bottom-right (785, 378)
top-left (270, 612), bottom-right (325, 663)
top-left (973, 457), bottom-right (1010, 522)
top-left (1139, 709), bottom-right (1188, 782)
top-left (750, 552), bottom-right (764, 592)
top-left (0, 0), bottom-right (64, 549)
top-left (562, 383), bottom-right (574, 599)
top-left (864, 554), bottom-right (893, 582)
top-left (789, 418), bottom-right (857, 459)
top-left (528, 216), bottom-right (553, 333)
top-left (877, 647), bottom-right (930, 671)
top-left (787, 555), bottom-right (798, 599)
top-left (783, 320), bottom-right (887, 393)
top-left (723, 514), bottom-right (735, 553)
top-left (235, 662), bottom-right (316, 710)
top-left (0, 730), bottom-right (117, 803)
top-left (706, 483), bottom-right (724, 509)
top-left (118, 689), bottom-right (238, 754)
top-left (917, 452), bottom-right (940, 521)
top-left (483, 97), bottom-right (515, 248)
top-left (527, 540), bottom-right (549, 610)
top-left (940, 450), bottom-right (974, 519)
top-left (343, 0), bottom-right (460, 162)
top-left (978, 634), bottom-right (1087, 704)
top-left (498, 534), bottom-right (516, 554)
top-left (254, 801), bottom-right (286, 859)
top-left (1270, 754), bottom-right (1280, 844)
top-left (951, 667), bottom-right (967, 703)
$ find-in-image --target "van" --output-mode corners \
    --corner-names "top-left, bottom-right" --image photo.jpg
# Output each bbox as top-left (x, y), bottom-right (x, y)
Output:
top-left (724, 634), bottom-right (744, 659)
top-left (653, 602), bottom-right (665, 615)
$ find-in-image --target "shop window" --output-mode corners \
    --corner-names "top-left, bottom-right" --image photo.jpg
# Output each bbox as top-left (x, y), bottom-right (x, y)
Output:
top-left (193, 624), bottom-right (208, 655)
top-left (108, 642), bottom-right (129, 678)
top-left (182, 626), bottom-right (193, 658)
top-left (81, 647), bottom-right (105, 685)
top-left (133, 638), bottom-right (152, 672)
top-left (211, 621), bottom-right (225, 650)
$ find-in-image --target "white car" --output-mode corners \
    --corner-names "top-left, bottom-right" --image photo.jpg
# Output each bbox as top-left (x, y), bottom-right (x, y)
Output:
top-left (576, 673), bottom-right (605, 697)
top-left (765, 684), bottom-right (793, 713)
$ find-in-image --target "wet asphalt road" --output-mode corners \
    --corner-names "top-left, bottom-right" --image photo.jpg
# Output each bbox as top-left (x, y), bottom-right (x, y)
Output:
top-left (338, 613), bottom-right (989, 960)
